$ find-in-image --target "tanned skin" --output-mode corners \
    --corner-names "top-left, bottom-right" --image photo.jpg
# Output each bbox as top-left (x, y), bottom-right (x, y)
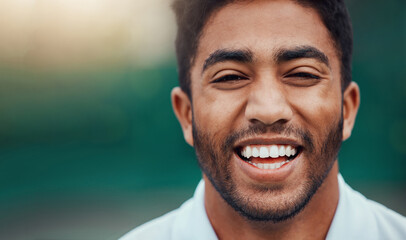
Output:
top-left (172, 1), bottom-right (360, 239)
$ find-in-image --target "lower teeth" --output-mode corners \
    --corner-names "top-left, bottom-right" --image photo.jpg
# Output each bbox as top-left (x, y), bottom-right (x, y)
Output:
top-left (248, 160), bottom-right (289, 170)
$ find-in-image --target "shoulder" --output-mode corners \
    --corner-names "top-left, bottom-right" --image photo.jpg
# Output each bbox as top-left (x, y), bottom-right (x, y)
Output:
top-left (119, 208), bottom-right (179, 240)
top-left (119, 180), bottom-right (217, 240)
top-left (119, 198), bottom-right (194, 240)
top-left (350, 186), bottom-right (406, 239)
top-left (327, 175), bottom-right (406, 240)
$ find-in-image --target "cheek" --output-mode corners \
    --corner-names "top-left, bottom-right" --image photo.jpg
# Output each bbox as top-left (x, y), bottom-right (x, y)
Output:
top-left (289, 87), bottom-right (342, 130)
top-left (193, 90), bottom-right (247, 134)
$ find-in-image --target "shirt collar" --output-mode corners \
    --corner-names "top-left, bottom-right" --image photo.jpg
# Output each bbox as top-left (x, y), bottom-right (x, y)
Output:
top-left (195, 174), bottom-right (345, 240)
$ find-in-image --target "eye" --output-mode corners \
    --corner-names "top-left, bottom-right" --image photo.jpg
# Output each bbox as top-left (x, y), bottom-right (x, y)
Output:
top-left (284, 71), bottom-right (322, 87)
top-left (210, 73), bottom-right (250, 90)
top-left (285, 72), bottom-right (320, 79)
top-left (211, 74), bottom-right (248, 83)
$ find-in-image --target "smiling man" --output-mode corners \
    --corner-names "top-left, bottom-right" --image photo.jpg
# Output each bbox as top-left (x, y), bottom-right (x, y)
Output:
top-left (121, 0), bottom-right (406, 239)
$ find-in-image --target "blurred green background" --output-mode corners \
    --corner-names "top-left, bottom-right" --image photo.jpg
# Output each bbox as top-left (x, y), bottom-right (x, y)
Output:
top-left (0, 0), bottom-right (405, 239)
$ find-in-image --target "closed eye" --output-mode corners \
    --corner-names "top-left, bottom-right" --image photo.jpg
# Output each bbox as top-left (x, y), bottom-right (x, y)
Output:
top-left (285, 72), bottom-right (320, 79)
top-left (212, 74), bottom-right (249, 83)
top-left (284, 72), bottom-right (322, 87)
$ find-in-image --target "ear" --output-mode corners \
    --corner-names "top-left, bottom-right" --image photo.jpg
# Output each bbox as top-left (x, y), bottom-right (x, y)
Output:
top-left (342, 82), bottom-right (360, 141)
top-left (171, 87), bottom-right (194, 146)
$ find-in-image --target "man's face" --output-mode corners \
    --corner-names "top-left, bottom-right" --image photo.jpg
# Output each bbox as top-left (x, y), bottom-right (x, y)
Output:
top-left (186, 0), bottom-right (346, 221)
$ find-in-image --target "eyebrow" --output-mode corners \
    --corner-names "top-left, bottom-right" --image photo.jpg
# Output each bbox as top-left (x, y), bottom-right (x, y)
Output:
top-left (202, 48), bottom-right (253, 74)
top-left (274, 46), bottom-right (330, 68)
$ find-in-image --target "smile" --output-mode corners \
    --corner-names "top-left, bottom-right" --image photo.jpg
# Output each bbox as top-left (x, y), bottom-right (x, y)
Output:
top-left (238, 145), bottom-right (300, 170)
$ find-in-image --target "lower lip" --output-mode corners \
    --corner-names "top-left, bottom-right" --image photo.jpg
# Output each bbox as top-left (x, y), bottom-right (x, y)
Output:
top-left (234, 153), bottom-right (299, 183)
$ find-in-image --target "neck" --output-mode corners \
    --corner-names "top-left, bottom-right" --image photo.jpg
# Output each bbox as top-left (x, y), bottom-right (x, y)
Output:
top-left (204, 162), bottom-right (340, 240)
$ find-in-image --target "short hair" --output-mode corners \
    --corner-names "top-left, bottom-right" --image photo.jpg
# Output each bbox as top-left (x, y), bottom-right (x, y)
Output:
top-left (172, 0), bottom-right (353, 97)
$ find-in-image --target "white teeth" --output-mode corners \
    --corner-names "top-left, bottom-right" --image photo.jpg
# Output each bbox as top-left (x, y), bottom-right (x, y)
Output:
top-left (259, 147), bottom-right (269, 158)
top-left (269, 145), bottom-right (279, 158)
top-left (241, 148), bottom-right (246, 158)
top-left (248, 160), bottom-right (290, 170)
top-left (245, 146), bottom-right (252, 158)
top-left (252, 147), bottom-right (259, 157)
top-left (286, 145), bottom-right (292, 157)
top-left (279, 145), bottom-right (286, 157)
top-left (241, 144), bottom-right (297, 159)
top-left (291, 148), bottom-right (296, 156)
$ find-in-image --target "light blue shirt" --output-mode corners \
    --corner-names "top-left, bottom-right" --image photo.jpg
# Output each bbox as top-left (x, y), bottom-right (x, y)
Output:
top-left (120, 175), bottom-right (406, 240)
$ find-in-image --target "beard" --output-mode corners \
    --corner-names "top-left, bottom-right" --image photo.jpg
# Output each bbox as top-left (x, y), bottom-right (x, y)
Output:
top-left (192, 115), bottom-right (343, 223)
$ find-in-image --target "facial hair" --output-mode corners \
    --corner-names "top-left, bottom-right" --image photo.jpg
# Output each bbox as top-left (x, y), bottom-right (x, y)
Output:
top-left (192, 116), bottom-right (343, 222)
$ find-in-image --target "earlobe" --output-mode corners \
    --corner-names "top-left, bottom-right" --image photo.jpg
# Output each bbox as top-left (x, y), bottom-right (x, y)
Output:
top-left (171, 87), bottom-right (194, 146)
top-left (342, 82), bottom-right (361, 141)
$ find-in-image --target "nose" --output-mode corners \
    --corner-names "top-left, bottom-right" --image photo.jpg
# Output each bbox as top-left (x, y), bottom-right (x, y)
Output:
top-left (245, 79), bottom-right (293, 125)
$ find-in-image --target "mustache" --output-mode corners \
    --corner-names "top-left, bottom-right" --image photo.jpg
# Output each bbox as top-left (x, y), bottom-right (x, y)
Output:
top-left (224, 122), bottom-right (315, 152)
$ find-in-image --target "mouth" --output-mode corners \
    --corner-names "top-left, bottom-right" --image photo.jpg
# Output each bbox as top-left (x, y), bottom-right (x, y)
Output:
top-left (235, 144), bottom-right (302, 170)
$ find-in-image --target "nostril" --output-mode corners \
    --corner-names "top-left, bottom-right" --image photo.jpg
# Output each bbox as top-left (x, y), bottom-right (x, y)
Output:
top-left (245, 96), bottom-right (294, 126)
top-left (248, 118), bottom-right (289, 126)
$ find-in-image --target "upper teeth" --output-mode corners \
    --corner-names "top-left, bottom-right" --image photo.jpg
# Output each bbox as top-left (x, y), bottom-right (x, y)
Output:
top-left (241, 145), bottom-right (297, 159)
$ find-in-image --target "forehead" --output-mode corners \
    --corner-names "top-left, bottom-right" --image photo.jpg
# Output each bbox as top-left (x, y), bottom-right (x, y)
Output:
top-left (194, 0), bottom-right (338, 69)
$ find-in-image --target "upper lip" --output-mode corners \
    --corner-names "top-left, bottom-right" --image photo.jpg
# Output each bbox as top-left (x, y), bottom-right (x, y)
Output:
top-left (234, 136), bottom-right (302, 149)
